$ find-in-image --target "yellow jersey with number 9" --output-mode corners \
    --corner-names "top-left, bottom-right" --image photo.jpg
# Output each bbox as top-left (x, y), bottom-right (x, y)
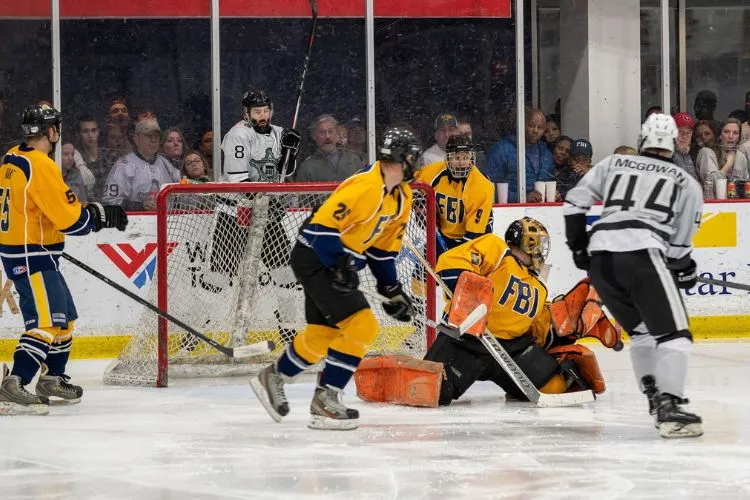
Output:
top-left (436, 233), bottom-right (548, 340)
top-left (0, 144), bottom-right (93, 279)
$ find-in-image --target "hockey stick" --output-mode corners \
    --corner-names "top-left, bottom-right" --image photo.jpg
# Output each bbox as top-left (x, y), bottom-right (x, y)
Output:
top-left (401, 239), bottom-right (595, 407)
top-left (358, 286), bottom-right (486, 338)
top-left (696, 276), bottom-right (750, 292)
top-left (61, 253), bottom-right (274, 359)
top-left (278, 0), bottom-right (318, 181)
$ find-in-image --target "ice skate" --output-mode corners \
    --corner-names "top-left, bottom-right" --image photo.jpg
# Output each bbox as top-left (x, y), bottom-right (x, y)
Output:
top-left (656, 393), bottom-right (703, 439)
top-left (36, 373), bottom-right (83, 405)
top-left (0, 365), bottom-right (49, 415)
top-left (641, 375), bottom-right (660, 416)
top-left (250, 364), bottom-right (289, 422)
top-left (308, 385), bottom-right (359, 431)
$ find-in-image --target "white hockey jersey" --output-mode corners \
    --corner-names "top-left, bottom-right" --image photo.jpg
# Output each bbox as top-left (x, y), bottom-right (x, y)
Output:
top-left (563, 152), bottom-right (704, 261)
top-left (220, 121), bottom-right (290, 183)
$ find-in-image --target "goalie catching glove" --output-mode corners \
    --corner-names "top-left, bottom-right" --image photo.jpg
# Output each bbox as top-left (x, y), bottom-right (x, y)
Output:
top-left (85, 203), bottom-right (128, 232)
top-left (377, 283), bottom-right (414, 322)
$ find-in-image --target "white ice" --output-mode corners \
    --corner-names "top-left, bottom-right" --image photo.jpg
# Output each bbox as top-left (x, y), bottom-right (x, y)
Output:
top-left (1, 342), bottom-right (749, 500)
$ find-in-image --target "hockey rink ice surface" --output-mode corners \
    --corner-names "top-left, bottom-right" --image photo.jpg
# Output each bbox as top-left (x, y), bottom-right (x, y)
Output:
top-left (1, 342), bottom-right (749, 500)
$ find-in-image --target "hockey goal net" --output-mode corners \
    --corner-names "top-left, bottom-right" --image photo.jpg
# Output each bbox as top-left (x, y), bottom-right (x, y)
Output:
top-left (104, 182), bottom-right (436, 387)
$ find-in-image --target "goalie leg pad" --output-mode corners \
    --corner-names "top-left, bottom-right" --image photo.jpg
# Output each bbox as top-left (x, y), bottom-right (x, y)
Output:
top-left (549, 344), bottom-right (606, 394)
top-left (447, 272), bottom-right (493, 336)
top-left (424, 334), bottom-right (488, 405)
top-left (354, 355), bottom-right (444, 407)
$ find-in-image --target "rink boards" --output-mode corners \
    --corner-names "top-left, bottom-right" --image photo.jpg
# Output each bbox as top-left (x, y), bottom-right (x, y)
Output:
top-left (0, 201), bottom-right (748, 360)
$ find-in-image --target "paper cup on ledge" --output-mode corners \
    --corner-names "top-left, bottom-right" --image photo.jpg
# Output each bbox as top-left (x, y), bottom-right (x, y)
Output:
top-left (715, 178), bottom-right (728, 200)
top-left (544, 181), bottom-right (557, 203)
top-left (534, 181), bottom-right (546, 202)
top-left (495, 183), bottom-right (509, 204)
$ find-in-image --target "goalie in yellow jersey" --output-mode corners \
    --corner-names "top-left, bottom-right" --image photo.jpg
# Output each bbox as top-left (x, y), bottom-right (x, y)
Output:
top-left (250, 128), bottom-right (422, 430)
top-left (0, 105), bottom-right (128, 416)
top-left (355, 217), bottom-right (619, 407)
top-left (414, 134), bottom-right (494, 258)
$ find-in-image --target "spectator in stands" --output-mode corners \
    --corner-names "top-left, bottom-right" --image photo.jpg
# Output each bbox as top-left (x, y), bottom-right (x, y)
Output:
top-left (418, 113), bottom-right (459, 167)
top-left (485, 107), bottom-right (555, 203)
top-left (296, 114), bottom-right (366, 182)
top-left (103, 122), bottom-right (130, 168)
top-left (161, 127), bottom-right (187, 171)
top-left (728, 109), bottom-right (747, 124)
top-left (552, 136), bottom-right (573, 197)
top-left (336, 123), bottom-right (348, 148)
top-left (543, 114), bottom-right (561, 148)
top-left (61, 141), bottom-right (89, 203)
top-left (345, 117), bottom-right (367, 154)
top-left (672, 112), bottom-right (699, 181)
top-left (644, 106), bottom-right (663, 121)
top-left (691, 119), bottom-right (719, 164)
top-left (694, 90), bottom-right (718, 122)
top-left (74, 115), bottom-right (109, 200)
top-left (557, 138), bottom-right (592, 199)
top-left (457, 119), bottom-right (487, 172)
top-left (183, 151), bottom-right (211, 182)
top-left (614, 145), bottom-right (637, 155)
top-left (696, 118), bottom-right (749, 198)
top-left (103, 119), bottom-right (181, 210)
top-left (742, 90), bottom-right (750, 144)
top-left (196, 128), bottom-right (214, 176)
top-left (107, 97), bottom-right (130, 128)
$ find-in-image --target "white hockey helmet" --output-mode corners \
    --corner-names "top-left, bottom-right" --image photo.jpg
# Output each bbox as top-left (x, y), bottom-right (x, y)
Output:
top-left (638, 113), bottom-right (678, 154)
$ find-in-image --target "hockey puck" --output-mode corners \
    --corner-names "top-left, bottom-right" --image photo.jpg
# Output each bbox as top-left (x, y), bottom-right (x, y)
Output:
top-left (613, 340), bottom-right (624, 352)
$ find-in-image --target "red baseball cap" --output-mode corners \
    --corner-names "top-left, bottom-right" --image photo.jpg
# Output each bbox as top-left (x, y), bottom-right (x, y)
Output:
top-left (673, 112), bottom-right (695, 129)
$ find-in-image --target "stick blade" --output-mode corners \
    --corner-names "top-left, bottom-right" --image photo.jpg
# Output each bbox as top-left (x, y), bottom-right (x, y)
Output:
top-left (232, 340), bottom-right (275, 359)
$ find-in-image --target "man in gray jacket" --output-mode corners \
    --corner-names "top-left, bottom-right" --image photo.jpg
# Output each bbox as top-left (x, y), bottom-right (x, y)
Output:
top-left (672, 112), bottom-right (699, 181)
top-left (296, 114), bottom-right (365, 182)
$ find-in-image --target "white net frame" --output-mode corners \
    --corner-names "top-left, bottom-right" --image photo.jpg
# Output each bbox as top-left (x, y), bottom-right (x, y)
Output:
top-left (103, 182), bottom-right (437, 387)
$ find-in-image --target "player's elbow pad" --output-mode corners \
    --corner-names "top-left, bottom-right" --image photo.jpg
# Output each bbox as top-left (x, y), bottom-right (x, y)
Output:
top-left (564, 214), bottom-right (589, 251)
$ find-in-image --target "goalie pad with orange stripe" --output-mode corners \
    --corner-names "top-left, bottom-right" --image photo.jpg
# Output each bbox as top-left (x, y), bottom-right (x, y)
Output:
top-left (548, 344), bottom-right (606, 394)
top-left (549, 278), bottom-right (620, 349)
top-left (354, 355), bottom-right (444, 407)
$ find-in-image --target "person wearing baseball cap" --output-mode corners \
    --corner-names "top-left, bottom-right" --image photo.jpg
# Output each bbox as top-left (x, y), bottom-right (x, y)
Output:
top-left (555, 138), bottom-right (593, 198)
top-left (418, 112), bottom-right (458, 166)
top-left (672, 112), bottom-right (699, 181)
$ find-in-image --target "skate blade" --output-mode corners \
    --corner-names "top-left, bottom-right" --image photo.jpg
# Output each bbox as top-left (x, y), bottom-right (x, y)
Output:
top-left (659, 422), bottom-right (703, 438)
top-left (308, 414), bottom-right (358, 431)
top-left (0, 401), bottom-right (50, 416)
top-left (249, 377), bottom-right (283, 423)
top-left (47, 397), bottom-right (81, 406)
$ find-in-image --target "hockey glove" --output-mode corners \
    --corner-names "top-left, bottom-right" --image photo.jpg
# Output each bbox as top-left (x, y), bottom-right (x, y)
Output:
top-left (86, 203), bottom-right (129, 232)
top-left (667, 256), bottom-right (697, 289)
top-left (328, 254), bottom-right (359, 294)
top-left (276, 128), bottom-right (302, 175)
top-left (571, 249), bottom-right (590, 271)
top-left (377, 283), bottom-right (414, 323)
top-left (565, 213), bottom-right (590, 270)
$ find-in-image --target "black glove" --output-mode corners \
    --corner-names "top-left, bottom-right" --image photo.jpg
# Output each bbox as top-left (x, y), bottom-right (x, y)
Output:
top-left (377, 283), bottom-right (414, 323)
top-left (86, 203), bottom-right (129, 232)
top-left (327, 254), bottom-right (359, 294)
top-left (668, 256), bottom-right (697, 289)
top-left (571, 249), bottom-right (590, 271)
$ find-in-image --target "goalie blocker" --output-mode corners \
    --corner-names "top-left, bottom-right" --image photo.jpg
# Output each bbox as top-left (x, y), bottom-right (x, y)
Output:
top-left (356, 272), bottom-right (609, 407)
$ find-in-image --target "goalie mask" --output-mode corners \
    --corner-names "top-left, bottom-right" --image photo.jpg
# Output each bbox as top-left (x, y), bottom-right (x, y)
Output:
top-left (504, 217), bottom-right (550, 274)
top-left (378, 127), bottom-right (423, 182)
top-left (445, 135), bottom-right (475, 179)
top-left (242, 88), bottom-right (273, 133)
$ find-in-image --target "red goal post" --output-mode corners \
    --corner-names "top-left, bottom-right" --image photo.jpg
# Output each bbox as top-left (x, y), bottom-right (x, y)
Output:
top-left (103, 181), bottom-right (436, 387)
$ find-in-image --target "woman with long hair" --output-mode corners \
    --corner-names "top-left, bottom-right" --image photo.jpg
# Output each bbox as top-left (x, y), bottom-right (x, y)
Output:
top-left (696, 118), bottom-right (749, 197)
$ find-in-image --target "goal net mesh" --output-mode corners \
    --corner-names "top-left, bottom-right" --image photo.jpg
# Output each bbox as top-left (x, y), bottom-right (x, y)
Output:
top-left (103, 182), bottom-right (436, 387)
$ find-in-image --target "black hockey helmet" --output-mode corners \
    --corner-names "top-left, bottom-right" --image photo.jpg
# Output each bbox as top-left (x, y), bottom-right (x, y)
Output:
top-left (445, 134), bottom-right (475, 179)
top-left (242, 89), bottom-right (272, 110)
top-left (505, 217), bottom-right (550, 273)
top-left (21, 104), bottom-right (62, 137)
top-left (378, 127), bottom-right (422, 182)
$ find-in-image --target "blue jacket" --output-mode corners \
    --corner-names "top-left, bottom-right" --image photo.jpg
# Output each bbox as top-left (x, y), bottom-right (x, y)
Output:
top-left (485, 135), bottom-right (555, 202)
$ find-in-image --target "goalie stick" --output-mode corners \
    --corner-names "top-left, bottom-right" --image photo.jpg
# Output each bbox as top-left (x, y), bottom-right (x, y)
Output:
top-left (62, 253), bottom-right (274, 359)
top-left (358, 286), bottom-right (486, 338)
top-left (401, 239), bottom-right (595, 407)
top-left (278, 0), bottom-right (318, 181)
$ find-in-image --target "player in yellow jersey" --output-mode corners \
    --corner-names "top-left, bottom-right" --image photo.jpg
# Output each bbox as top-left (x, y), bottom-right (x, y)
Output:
top-left (426, 218), bottom-right (604, 405)
top-left (250, 127), bottom-right (422, 430)
top-left (414, 135), bottom-right (494, 258)
top-left (0, 105), bottom-right (128, 416)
